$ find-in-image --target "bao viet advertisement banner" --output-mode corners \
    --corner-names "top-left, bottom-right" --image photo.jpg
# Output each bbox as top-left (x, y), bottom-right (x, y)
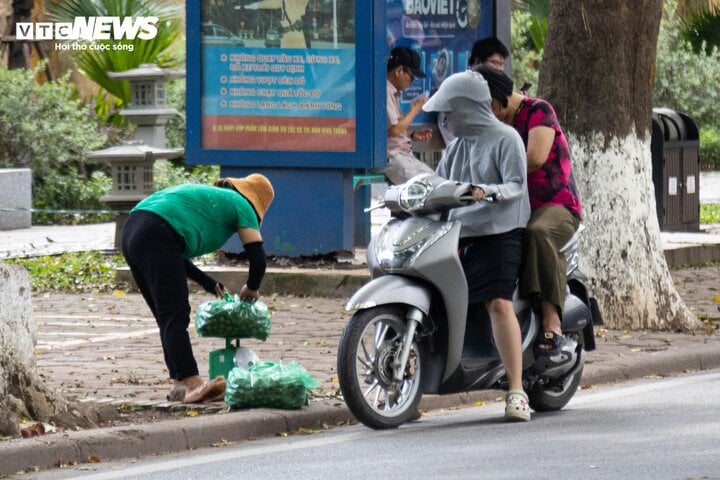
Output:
top-left (386, 0), bottom-right (493, 124)
top-left (201, 0), bottom-right (356, 152)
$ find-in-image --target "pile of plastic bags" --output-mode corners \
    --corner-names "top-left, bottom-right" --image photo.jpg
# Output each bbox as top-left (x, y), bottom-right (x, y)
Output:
top-left (195, 292), bottom-right (319, 410)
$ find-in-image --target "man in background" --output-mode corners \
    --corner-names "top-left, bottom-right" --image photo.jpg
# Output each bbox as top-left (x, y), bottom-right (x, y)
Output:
top-left (385, 46), bottom-right (434, 184)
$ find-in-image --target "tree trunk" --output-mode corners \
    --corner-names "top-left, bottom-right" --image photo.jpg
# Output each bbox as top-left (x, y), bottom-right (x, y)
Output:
top-left (7, 0), bottom-right (33, 69)
top-left (538, 0), bottom-right (699, 331)
top-left (0, 263), bottom-right (115, 437)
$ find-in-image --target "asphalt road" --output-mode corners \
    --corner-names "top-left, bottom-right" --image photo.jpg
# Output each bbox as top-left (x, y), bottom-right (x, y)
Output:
top-left (29, 370), bottom-right (720, 480)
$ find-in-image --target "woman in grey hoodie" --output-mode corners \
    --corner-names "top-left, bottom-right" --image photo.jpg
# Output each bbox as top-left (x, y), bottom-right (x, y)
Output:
top-left (423, 70), bottom-right (531, 421)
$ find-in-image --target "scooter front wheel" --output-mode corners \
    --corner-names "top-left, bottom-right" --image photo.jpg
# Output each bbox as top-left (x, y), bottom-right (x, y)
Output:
top-left (337, 305), bottom-right (424, 429)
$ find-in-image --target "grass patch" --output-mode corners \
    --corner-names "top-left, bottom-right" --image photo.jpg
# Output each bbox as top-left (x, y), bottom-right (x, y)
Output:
top-left (701, 203), bottom-right (720, 224)
top-left (4, 252), bottom-right (128, 293)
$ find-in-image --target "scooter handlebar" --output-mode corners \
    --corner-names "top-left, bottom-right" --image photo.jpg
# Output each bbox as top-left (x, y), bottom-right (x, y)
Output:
top-left (364, 202), bottom-right (386, 213)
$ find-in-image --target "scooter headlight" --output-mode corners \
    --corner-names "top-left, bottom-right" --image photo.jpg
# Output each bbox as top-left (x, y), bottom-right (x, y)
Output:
top-left (374, 220), bottom-right (454, 272)
top-left (398, 177), bottom-right (434, 213)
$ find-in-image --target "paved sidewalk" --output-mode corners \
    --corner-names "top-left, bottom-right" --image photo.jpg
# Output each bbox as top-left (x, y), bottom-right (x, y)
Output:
top-left (30, 264), bottom-right (720, 406)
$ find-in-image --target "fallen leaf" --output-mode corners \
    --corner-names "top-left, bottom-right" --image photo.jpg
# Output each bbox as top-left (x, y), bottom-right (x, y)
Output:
top-left (87, 455), bottom-right (101, 463)
top-left (112, 290), bottom-right (126, 296)
top-left (473, 401), bottom-right (486, 406)
top-left (630, 347), bottom-right (641, 352)
top-left (186, 410), bottom-right (199, 417)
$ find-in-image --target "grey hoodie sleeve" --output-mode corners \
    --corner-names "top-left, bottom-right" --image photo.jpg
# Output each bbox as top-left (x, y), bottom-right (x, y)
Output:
top-left (476, 135), bottom-right (527, 202)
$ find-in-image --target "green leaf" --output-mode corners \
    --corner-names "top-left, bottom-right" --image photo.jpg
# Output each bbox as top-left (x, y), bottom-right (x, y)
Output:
top-left (43, 0), bottom-right (183, 107)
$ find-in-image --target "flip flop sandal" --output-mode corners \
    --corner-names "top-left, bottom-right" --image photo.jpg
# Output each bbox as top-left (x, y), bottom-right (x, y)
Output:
top-left (183, 377), bottom-right (226, 404)
top-left (505, 389), bottom-right (531, 421)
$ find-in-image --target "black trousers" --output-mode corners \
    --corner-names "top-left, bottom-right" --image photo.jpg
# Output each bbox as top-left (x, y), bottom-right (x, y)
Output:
top-left (121, 210), bottom-right (199, 381)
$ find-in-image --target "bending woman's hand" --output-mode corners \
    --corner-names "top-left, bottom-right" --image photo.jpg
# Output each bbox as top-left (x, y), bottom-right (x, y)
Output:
top-left (239, 284), bottom-right (260, 302)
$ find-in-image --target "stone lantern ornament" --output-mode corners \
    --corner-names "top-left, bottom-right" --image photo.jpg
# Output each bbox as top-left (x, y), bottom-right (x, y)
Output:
top-left (109, 63), bottom-right (186, 149)
top-left (85, 141), bottom-right (184, 246)
top-left (85, 64), bottom-right (186, 247)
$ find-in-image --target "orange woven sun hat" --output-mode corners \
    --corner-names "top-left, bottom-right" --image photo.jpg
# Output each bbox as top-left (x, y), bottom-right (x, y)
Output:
top-left (227, 174), bottom-right (275, 222)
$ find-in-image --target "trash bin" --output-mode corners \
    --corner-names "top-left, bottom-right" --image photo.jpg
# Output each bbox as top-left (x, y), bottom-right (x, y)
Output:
top-left (651, 108), bottom-right (700, 231)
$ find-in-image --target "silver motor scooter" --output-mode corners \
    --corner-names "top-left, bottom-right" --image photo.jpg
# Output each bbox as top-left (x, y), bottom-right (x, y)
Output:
top-left (337, 174), bottom-right (602, 429)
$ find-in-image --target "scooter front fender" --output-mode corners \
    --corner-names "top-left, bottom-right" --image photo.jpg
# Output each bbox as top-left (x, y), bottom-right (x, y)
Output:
top-left (345, 275), bottom-right (431, 315)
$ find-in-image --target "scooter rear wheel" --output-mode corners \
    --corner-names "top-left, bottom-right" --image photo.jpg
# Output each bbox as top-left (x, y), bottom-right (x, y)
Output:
top-left (528, 364), bottom-right (584, 412)
top-left (337, 305), bottom-right (424, 429)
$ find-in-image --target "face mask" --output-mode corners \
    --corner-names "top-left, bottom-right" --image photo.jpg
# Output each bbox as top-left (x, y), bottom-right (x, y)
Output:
top-left (444, 112), bottom-right (462, 136)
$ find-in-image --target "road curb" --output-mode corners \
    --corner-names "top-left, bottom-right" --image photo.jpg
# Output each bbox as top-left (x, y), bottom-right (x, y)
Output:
top-left (582, 341), bottom-right (720, 386)
top-left (115, 242), bottom-right (720, 298)
top-left (0, 403), bottom-right (353, 476)
top-left (3, 345), bottom-right (720, 476)
top-left (663, 244), bottom-right (720, 269)
top-left (116, 266), bottom-right (370, 299)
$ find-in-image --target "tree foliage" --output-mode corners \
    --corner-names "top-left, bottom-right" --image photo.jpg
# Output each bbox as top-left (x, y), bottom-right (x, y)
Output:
top-left (678, 0), bottom-right (720, 53)
top-left (0, 66), bottom-right (114, 223)
top-left (43, 0), bottom-right (183, 112)
top-left (0, 67), bottom-right (105, 173)
top-left (510, 10), bottom-right (541, 95)
top-left (654, 1), bottom-right (720, 129)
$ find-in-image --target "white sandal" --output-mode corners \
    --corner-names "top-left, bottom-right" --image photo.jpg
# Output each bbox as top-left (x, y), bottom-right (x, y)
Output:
top-left (505, 389), bottom-right (531, 421)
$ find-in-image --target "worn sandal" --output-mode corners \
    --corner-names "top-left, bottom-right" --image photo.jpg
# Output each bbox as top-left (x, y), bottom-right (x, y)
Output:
top-left (183, 377), bottom-right (226, 404)
top-left (505, 389), bottom-right (531, 421)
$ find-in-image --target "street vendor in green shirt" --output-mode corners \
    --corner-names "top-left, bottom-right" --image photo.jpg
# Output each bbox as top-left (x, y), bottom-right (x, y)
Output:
top-left (121, 174), bottom-right (275, 404)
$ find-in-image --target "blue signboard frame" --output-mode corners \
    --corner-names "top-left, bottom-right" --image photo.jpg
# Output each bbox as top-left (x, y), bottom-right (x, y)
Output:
top-left (186, 0), bottom-right (382, 169)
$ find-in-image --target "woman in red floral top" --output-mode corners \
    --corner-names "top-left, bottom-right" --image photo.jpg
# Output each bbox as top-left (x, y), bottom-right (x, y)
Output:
top-left (475, 65), bottom-right (584, 363)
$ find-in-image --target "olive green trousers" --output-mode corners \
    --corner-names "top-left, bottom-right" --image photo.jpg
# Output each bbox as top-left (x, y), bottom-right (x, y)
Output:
top-left (519, 206), bottom-right (581, 310)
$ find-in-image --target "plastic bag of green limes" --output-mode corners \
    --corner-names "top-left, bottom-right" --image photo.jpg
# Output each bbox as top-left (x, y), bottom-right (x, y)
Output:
top-left (195, 292), bottom-right (271, 340)
top-left (225, 361), bottom-right (319, 410)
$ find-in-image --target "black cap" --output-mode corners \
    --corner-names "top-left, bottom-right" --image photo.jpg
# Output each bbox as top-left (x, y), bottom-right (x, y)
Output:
top-left (389, 46), bottom-right (426, 78)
